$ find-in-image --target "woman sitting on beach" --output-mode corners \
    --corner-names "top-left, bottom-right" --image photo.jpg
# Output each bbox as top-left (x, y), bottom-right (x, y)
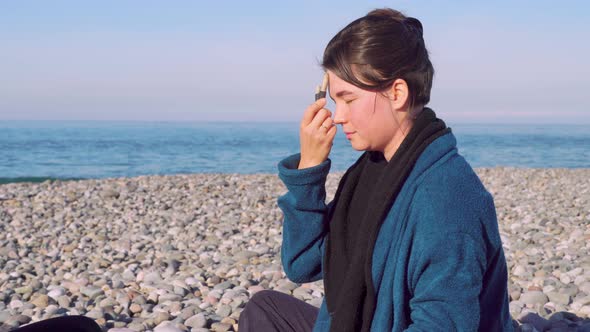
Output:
top-left (238, 7), bottom-right (514, 332)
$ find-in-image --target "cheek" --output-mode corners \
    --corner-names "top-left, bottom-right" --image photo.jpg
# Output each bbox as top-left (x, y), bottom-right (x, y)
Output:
top-left (349, 111), bottom-right (369, 130)
top-left (348, 100), bottom-right (375, 131)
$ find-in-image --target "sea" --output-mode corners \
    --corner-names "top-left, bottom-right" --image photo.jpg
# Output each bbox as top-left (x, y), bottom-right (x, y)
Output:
top-left (0, 121), bottom-right (589, 184)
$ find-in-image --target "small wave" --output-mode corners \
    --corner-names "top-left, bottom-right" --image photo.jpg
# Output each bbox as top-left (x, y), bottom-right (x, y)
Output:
top-left (0, 177), bottom-right (85, 185)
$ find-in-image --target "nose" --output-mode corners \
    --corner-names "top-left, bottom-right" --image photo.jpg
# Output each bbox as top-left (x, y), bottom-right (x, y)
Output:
top-left (333, 103), bottom-right (347, 125)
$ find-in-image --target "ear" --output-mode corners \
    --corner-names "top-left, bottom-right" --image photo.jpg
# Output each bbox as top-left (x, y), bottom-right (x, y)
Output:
top-left (386, 78), bottom-right (410, 111)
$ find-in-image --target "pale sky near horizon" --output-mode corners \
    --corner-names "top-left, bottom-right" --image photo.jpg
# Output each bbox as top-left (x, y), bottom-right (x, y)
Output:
top-left (1, 1), bottom-right (589, 124)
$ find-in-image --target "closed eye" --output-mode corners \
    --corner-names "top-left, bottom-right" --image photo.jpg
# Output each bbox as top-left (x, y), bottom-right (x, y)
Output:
top-left (345, 99), bottom-right (355, 104)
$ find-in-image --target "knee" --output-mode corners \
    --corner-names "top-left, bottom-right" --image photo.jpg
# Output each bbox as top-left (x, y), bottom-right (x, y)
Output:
top-left (248, 289), bottom-right (275, 305)
top-left (242, 290), bottom-right (275, 314)
top-left (239, 290), bottom-right (275, 327)
top-left (66, 316), bottom-right (101, 332)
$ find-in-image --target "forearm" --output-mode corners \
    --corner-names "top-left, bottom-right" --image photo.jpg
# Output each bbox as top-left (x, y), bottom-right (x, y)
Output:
top-left (277, 153), bottom-right (331, 283)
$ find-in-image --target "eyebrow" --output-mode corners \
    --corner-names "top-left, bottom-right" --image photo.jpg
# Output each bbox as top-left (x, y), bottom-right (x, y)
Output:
top-left (329, 90), bottom-right (355, 102)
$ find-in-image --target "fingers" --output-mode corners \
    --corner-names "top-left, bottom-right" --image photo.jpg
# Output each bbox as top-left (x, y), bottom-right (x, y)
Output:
top-left (298, 97), bottom-right (337, 169)
top-left (310, 108), bottom-right (332, 129)
top-left (320, 117), bottom-right (333, 129)
top-left (327, 123), bottom-right (337, 140)
top-left (301, 98), bottom-right (327, 127)
top-left (319, 116), bottom-right (336, 141)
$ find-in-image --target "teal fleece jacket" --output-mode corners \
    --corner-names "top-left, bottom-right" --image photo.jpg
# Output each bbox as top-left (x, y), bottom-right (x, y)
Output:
top-left (277, 132), bottom-right (514, 331)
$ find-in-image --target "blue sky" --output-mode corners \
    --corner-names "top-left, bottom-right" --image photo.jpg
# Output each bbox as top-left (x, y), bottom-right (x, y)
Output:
top-left (1, 1), bottom-right (588, 124)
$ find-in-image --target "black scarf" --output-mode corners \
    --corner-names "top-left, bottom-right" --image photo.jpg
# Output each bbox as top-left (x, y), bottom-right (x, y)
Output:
top-left (324, 107), bottom-right (451, 332)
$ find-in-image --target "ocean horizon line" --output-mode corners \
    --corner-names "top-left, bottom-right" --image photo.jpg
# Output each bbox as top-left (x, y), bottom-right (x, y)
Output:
top-left (1, 119), bottom-right (590, 126)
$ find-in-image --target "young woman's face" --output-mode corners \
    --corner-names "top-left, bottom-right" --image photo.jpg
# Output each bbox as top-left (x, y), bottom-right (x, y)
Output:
top-left (327, 70), bottom-right (404, 154)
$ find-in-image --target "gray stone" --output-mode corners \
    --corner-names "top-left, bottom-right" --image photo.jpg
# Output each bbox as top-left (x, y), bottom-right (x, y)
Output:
top-left (579, 282), bottom-right (590, 294)
top-left (44, 304), bottom-right (60, 317)
top-left (31, 294), bottom-right (50, 308)
top-left (575, 295), bottom-right (590, 306)
top-left (579, 305), bottom-right (590, 316)
top-left (546, 291), bottom-right (571, 305)
top-left (9, 299), bottom-right (24, 310)
top-left (293, 287), bottom-right (312, 300)
top-left (129, 303), bottom-right (143, 314)
top-left (509, 301), bottom-right (523, 317)
top-left (277, 280), bottom-right (298, 291)
top-left (47, 288), bottom-right (66, 300)
top-left (15, 285), bottom-right (33, 294)
top-left (147, 291), bottom-right (159, 304)
top-left (112, 279), bottom-right (125, 289)
top-left (57, 295), bottom-right (71, 308)
top-left (213, 281), bottom-right (233, 291)
top-left (185, 312), bottom-right (207, 328)
top-left (179, 306), bottom-right (197, 320)
top-left (153, 321), bottom-right (183, 332)
top-left (81, 286), bottom-right (104, 299)
top-left (132, 295), bottom-right (147, 305)
top-left (127, 322), bottom-right (146, 332)
top-left (1, 318), bottom-right (20, 329)
top-left (101, 188), bottom-right (120, 199)
top-left (99, 297), bottom-right (117, 309)
top-left (14, 314), bottom-right (32, 324)
top-left (211, 322), bottom-right (232, 332)
top-left (561, 285), bottom-right (579, 297)
top-left (166, 259), bottom-right (181, 274)
top-left (144, 271), bottom-right (162, 284)
top-left (215, 304), bottom-right (231, 317)
top-left (234, 250), bottom-right (258, 261)
top-left (153, 311), bottom-right (170, 326)
top-left (173, 286), bottom-right (188, 297)
top-left (86, 309), bottom-right (104, 320)
top-left (122, 270), bottom-right (135, 281)
top-left (0, 310), bottom-right (11, 324)
top-left (185, 277), bottom-right (200, 287)
top-left (513, 266), bottom-right (528, 277)
top-left (519, 291), bottom-right (548, 306)
top-left (158, 294), bottom-right (182, 302)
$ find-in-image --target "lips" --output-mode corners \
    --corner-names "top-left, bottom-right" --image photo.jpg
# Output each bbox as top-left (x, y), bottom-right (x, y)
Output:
top-left (345, 131), bottom-right (355, 139)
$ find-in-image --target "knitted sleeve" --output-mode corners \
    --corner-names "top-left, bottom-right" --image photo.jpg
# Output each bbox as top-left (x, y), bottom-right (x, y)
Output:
top-left (277, 153), bottom-right (332, 283)
top-left (404, 183), bottom-right (488, 331)
top-left (405, 231), bottom-right (486, 331)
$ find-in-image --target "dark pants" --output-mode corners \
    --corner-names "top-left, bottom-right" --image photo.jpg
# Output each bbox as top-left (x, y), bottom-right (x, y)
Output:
top-left (238, 290), bottom-right (320, 332)
top-left (11, 316), bottom-right (101, 332)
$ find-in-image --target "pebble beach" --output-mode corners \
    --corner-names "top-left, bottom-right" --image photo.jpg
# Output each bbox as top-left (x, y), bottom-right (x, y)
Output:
top-left (1, 167), bottom-right (589, 332)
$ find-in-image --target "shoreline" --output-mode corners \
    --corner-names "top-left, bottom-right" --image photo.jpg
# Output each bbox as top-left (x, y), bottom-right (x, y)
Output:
top-left (2, 166), bottom-right (590, 186)
top-left (1, 169), bottom-right (589, 331)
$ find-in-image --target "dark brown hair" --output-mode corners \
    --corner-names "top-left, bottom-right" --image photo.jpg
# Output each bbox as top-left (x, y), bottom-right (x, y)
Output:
top-left (322, 8), bottom-right (434, 108)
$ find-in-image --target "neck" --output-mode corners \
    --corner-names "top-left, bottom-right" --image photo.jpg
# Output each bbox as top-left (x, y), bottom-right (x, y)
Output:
top-left (382, 111), bottom-right (416, 161)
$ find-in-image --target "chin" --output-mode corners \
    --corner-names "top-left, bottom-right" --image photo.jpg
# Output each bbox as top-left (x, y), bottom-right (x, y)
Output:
top-left (349, 141), bottom-right (369, 152)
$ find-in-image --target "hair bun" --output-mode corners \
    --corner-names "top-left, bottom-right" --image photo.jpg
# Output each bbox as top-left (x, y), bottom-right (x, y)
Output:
top-left (403, 17), bottom-right (424, 37)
